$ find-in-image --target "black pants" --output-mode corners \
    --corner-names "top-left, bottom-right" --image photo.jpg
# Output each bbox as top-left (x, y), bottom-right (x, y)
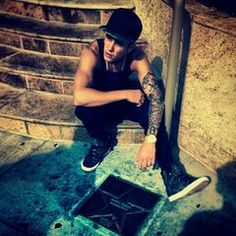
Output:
top-left (75, 99), bottom-right (173, 171)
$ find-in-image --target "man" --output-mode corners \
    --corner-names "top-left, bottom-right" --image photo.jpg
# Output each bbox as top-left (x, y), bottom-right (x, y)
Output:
top-left (73, 8), bottom-right (210, 202)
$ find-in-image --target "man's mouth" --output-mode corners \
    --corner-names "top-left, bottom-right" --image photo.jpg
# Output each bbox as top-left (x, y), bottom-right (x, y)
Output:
top-left (105, 52), bottom-right (113, 59)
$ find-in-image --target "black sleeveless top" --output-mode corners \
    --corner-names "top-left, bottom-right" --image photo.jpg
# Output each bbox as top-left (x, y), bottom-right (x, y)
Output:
top-left (91, 39), bottom-right (135, 91)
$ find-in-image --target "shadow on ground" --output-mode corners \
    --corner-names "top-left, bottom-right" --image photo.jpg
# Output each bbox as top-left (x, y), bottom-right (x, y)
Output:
top-left (0, 141), bottom-right (97, 235)
top-left (179, 161), bottom-right (236, 236)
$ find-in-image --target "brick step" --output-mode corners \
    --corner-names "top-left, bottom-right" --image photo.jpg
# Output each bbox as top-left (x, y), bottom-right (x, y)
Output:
top-left (0, 12), bottom-right (146, 56)
top-left (0, 83), bottom-right (145, 142)
top-left (0, 45), bottom-right (78, 94)
top-left (0, 0), bottom-right (134, 25)
top-left (0, 12), bottom-right (101, 56)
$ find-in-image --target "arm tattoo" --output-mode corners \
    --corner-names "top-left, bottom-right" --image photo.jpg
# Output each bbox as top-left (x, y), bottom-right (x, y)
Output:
top-left (142, 72), bottom-right (164, 136)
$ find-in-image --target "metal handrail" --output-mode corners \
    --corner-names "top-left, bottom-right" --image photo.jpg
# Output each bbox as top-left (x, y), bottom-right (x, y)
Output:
top-left (165, 0), bottom-right (185, 137)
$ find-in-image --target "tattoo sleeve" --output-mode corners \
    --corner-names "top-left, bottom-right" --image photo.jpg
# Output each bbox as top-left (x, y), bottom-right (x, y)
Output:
top-left (142, 72), bottom-right (164, 136)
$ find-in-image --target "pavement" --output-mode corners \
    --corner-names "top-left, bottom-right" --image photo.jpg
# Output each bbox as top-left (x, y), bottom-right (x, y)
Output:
top-left (0, 130), bottom-right (235, 236)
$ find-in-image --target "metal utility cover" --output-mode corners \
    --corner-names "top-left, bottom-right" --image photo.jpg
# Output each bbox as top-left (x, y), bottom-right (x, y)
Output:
top-left (74, 175), bottom-right (162, 235)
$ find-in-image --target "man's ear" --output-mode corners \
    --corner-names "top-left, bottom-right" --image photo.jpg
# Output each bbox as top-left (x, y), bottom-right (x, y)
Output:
top-left (127, 43), bottom-right (135, 53)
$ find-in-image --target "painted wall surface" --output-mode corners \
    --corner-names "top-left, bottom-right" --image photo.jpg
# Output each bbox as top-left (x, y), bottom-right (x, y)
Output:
top-left (179, 21), bottom-right (236, 172)
top-left (134, 0), bottom-right (172, 79)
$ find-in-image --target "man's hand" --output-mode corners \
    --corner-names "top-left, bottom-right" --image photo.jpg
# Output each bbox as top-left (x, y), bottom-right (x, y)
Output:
top-left (125, 89), bottom-right (145, 107)
top-left (136, 141), bottom-right (156, 169)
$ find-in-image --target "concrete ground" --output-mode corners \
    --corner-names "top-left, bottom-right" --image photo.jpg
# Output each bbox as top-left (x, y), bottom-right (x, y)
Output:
top-left (0, 130), bottom-right (235, 236)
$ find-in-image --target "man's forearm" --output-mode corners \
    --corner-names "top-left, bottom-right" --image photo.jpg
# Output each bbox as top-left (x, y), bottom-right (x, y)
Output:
top-left (142, 72), bottom-right (164, 136)
top-left (73, 88), bottom-right (126, 107)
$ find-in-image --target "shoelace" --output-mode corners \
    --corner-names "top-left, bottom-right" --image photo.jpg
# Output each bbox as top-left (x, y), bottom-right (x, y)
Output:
top-left (165, 170), bottom-right (191, 185)
top-left (175, 173), bottom-right (194, 187)
top-left (89, 145), bottom-right (103, 158)
top-left (171, 165), bottom-right (183, 175)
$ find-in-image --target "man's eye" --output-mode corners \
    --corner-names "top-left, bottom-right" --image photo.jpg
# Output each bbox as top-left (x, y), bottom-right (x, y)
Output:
top-left (106, 34), bottom-right (125, 47)
top-left (116, 40), bottom-right (125, 47)
top-left (106, 34), bottom-right (113, 40)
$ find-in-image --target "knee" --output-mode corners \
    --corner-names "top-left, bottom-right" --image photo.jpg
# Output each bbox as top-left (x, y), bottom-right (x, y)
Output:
top-left (75, 106), bottom-right (103, 122)
top-left (75, 106), bottom-right (92, 120)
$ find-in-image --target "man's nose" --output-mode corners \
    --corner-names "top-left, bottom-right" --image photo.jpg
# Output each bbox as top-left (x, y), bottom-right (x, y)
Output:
top-left (108, 40), bottom-right (115, 51)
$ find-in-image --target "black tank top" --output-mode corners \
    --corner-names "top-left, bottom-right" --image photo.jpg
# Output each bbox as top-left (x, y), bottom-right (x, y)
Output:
top-left (91, 39), bottom-right (134, 91)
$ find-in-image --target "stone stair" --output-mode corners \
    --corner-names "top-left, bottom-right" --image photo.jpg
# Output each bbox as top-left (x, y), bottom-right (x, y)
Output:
top-left (0, 0), bottom-right (146, 142)
top-left (0, 0), bottom-right (134, 24)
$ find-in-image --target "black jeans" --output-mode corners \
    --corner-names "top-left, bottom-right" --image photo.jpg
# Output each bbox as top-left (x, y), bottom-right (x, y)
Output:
top-left (75, 99), bottom-right (173, 171)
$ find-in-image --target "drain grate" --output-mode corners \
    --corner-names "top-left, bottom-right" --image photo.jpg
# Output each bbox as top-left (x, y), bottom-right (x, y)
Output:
top-left (74, 175), bottom-right (162, 235)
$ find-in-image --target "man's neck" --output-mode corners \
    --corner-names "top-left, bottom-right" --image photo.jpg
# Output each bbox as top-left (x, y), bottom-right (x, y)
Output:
top-left (105, 54), bottom-right (127, 72)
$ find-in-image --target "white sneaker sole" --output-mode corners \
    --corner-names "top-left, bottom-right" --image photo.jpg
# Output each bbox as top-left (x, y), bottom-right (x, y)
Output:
top-left (168, 176), bottom-right (210, 202)
top-left (80, 161), bottom-right (100, 172)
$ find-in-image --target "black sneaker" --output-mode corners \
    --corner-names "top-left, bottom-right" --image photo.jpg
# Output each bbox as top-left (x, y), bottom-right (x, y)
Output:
top-left (81, 137), bottom-right (116, 172)
top-left (161, 165), bottom-right (211, 202)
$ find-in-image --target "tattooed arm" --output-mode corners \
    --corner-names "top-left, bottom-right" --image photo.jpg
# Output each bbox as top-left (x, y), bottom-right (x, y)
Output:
top-left (130, 50), bottom-right (164, 169)
top-left (142, 72), bottom-right (164, 136)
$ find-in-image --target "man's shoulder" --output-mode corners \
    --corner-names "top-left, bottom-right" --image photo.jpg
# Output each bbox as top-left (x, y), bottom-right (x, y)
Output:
top-left (89, 40), bottom-right (100, 55)
top-left (81, 40), bottom-right (100, 58)
top-left (79, 41), bottom-right (101, 69)
top-left (130, 46), bottom-right (147, 61)
top-left (129, 46), bottom-right (150, 74)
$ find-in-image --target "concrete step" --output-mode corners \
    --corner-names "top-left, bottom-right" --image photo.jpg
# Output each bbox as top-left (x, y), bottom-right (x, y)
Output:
top-left (0, 83), bottom-right (145, 142)
top-left (0, 0), bottom-right (134, 25)
top-left (14, 0), bottom-right (134, 8)
top-left (0, 12), bottom-right (146, 56)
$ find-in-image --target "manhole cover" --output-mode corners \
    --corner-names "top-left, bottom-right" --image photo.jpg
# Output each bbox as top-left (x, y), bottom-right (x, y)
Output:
top-left (74, 175), bottom-right (162, 235)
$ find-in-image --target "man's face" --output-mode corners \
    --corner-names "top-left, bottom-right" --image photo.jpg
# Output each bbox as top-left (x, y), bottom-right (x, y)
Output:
top-left (103, 34), bottom-right (128, 62)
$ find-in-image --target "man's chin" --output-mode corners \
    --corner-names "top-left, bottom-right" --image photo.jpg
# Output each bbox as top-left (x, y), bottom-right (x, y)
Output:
top-left (104, 56), bottom-right (114, 63)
